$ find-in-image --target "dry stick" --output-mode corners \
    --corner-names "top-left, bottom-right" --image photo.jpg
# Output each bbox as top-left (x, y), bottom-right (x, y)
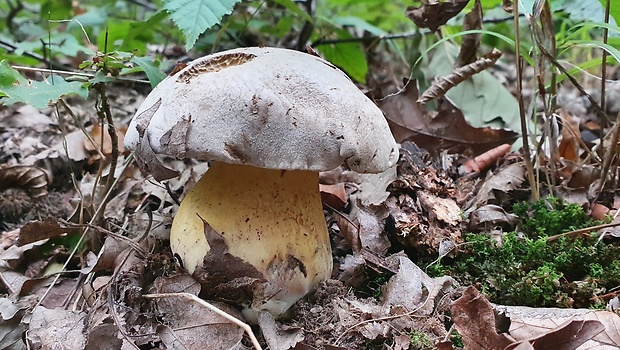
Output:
top-left (595, 112), bottom-right (620, 196)
top-left (513, 2), bottom-right (539, 201)
top-left (601, 0), bottom-right (611, 123)
top-left (545, 221), bottom-right (620, 242)
top-left (142, 293), bottom-right (263, 350)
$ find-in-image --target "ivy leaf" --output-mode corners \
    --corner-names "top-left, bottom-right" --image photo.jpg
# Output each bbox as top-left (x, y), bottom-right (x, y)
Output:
top-left (163, 0), bottom-right (241, 50)
top-left (0, 61), bottom-right (88, 108)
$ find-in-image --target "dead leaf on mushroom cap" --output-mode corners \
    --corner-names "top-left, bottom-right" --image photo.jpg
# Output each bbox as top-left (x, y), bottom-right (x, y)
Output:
top-left (378, 80), bottom-right (518, 156)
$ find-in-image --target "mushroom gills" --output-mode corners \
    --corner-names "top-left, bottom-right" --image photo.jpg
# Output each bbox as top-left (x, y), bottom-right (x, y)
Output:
top-left (170, 161), bottom-right (333, 320)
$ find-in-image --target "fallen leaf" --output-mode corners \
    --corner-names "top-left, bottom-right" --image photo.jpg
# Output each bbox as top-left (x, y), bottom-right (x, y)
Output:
top-left (418, 191), bottom-right (461, 226)
top-left (467, 162), bottom-right (526, 212)
top-left (258, 311), bottom-right (304, 350)
top-left (378, 81), bottom-right (517, 156)
top-left (17, 218), bottom-right (77, 246)
top-left (496, 305), bottom-right (620, 350)
top-left (468, 204), bottom-right (517, 232)
top-left (451, 286), bottom-right (514, 349)
top-left (0, 165), bottom-right (51, 199)
top-left (405, 0), bottom-right (469, 32)
top-left (27, 306), bottom-right (87, 349)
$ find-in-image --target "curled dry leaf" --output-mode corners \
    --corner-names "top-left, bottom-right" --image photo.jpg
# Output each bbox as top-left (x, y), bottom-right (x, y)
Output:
top-left (320, 183), bottom-right (348, 210)
top-left (468, 204), bottom-right (517, 232)
top-left (456, 0), bottom-right (483, 67)
top-left (405, 0), bottom-right (469, 32)
top-left (418, 49), bottom-right (503, 104)
top-left (0, 165), bottom-right (51, 198)
top-left (467, 162), bottom-right (526, 212)
top-left (460, 143), bottom-right (512, 175)
top-left (378, 81), bottom-right (517, 156)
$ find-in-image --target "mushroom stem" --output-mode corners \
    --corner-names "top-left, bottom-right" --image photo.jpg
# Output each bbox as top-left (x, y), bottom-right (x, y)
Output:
top-left (170, 161), bottom-right (332, 319)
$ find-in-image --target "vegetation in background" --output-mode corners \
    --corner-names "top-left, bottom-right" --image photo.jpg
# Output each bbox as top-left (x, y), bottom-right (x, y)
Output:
top-left (428, 197), bottom-right (620, 309)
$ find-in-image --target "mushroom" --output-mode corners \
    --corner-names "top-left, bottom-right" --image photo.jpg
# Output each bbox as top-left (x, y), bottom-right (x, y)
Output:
top-left (124, 47), bottom-right (398, 320)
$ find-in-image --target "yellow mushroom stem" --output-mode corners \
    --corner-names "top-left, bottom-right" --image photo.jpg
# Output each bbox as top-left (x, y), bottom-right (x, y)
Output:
top-left (170, 161), bottom-right (333, 319)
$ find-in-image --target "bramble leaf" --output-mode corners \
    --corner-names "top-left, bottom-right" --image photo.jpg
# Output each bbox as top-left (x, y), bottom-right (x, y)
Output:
top-left (163, 0), bottom-right (241, 50)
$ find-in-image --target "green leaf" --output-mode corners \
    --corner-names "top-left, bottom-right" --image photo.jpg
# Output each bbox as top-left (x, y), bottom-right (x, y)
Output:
top-left (163, 0), bottom-right (241, 50)
top-left (131, 56), bottom-right (167, 87)
top-left (317, 29), bottom-right (368, 84)
top-left (267, 0), bottom-right (312, 22)
top-left (0, 61), bottom-right (88, 108)
top-left (599, 0), bottom-right (620, 25)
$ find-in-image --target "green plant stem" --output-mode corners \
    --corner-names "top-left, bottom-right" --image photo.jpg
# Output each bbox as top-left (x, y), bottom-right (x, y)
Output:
top-left (513, 2), bottom-right (539, 201)
top-left (93, 82), bottom-right (119, 229)
top-left (601, 0), bottom-right (610, 119)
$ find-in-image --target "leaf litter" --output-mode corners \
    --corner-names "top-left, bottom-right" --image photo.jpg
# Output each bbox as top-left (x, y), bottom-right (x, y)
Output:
top-left (3, 43), bottom-right (620, 350)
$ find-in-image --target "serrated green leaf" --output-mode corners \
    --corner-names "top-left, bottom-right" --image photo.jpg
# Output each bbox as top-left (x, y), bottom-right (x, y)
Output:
top-left (0, 62), bottom-right (88, 108)
top-left (131, 56), bottom-right (167, 87)
top-left (163, 0), bottom-right (241, 50)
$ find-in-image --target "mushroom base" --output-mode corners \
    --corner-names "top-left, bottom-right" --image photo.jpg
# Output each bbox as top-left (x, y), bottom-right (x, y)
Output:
top-left (170, 161), bottom-right (333, 321)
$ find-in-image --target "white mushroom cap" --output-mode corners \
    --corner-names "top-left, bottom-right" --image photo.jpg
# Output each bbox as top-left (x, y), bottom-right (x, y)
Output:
top-left (125, 47), bottom-right (398, 180)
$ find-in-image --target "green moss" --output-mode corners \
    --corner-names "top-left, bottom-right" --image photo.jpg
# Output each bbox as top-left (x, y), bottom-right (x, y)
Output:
top-left (429, 197), bottom-right (620, 308)
top-left (408, 330), bottom-right (433, 349)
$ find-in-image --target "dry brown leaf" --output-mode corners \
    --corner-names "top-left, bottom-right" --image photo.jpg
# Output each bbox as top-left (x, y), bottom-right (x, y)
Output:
top-left (379, 81), bottom-right (517, 156)
top-left (320, 183), bottom-right (348, 210)
top-left (467, 162), bottom-right (526, 211)
top-left (419, 49), bottom-right (502, 103)
top-left (558, 111), bottom-right (581, 163)
top-left (0, 165), bottom-right (51, 198)
top-left (496, 305), bottom-right (620, 349)
top-left (418, 191), bottom-right (461, 226)
top-left (27, 306), bottom-right (87, 349)
top-left (84, 123), bottom-right (127, 160)
top-left (405, 0), bottom-right (469, 32)
top-left (17, 218), bottom-right (78, 246)
top-left (506, 319), bottom-right (604, 350)
top-left (451, 286), bottom-right (514, 349)
top-left (382, 255), bottom-right (455, 316)
top-left (258, 311), bottom-right (304, 350)
top-left (456, 0), bottom-right (483, 67)
top-left (151, 274), bottom-right (245, 350)
top-left (468, 204), bottom-right (517, 232)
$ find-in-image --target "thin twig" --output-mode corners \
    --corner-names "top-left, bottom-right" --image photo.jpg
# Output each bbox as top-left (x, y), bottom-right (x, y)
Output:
top-left (513, 2), bottom-right (539, 201)
top-left (142, 293), bottom-right (263, 350)
top-left (11, 65), bottom-right (151, 84)
top-left (546, 221), bottom-right (620, 242)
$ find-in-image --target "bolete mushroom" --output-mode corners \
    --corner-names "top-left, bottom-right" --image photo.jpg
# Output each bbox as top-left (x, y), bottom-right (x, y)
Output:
top-left (124, 47), bottom-right (398, 320)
